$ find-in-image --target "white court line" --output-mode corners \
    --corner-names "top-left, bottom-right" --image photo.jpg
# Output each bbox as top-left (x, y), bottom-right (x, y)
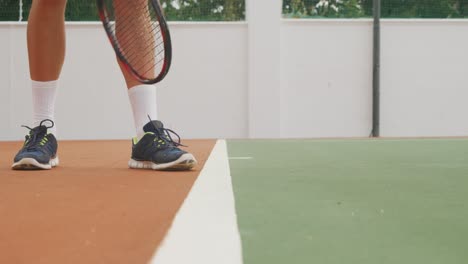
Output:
top-left (149, 139), bottom-right (243, 264)
top-left (229, 157), bottom-right (253, 160)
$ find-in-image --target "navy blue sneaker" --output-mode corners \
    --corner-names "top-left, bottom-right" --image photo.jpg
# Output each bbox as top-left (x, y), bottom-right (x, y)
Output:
top-left (129, 120), bottom-right (197, 170)
top-left (12, 119), bottom-right (59, 170)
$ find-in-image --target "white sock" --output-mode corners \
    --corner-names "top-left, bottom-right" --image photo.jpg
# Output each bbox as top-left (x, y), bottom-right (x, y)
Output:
top-left (128, 84), bottom-right (158, 140)
top-left (32, 80), bottom-right (58, 135)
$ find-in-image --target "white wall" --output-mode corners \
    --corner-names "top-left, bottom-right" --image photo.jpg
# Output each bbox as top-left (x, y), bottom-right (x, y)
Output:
top-left (0, 26), bottom-right (11, 139)
top-left (279, 19), bottom-right (468, 138)
top-left (280, 20), bottom-right (373, 137)
top-left (157, 23), bottom-right (248, 139)
top-left (381, 20), bottom-right (468, 137)
top-left (0, 22), bottom-right (248, 140)
top-left (247, 0), bottom-right (282, 138)
top-left (1, 17), bottom-right (468, 140)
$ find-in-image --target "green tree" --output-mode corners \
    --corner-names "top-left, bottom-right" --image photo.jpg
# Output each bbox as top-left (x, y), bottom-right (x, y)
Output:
top-left (0, 0), bottom-right (22, 21)
top-left (161, 0), bottom-right (245, 21)
top-left (381, 0), bottom-right (463, 18)
top-left (283, 0), bottom-right (468, 18)
top-left (0, 0), bottom-right (245, 21)
top-left (224, 0), bottom-right (244, 20)
top-left (66, 0), bottom-right (99, 21)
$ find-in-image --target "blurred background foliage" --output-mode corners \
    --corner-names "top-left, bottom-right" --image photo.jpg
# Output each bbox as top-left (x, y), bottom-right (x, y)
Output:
top-left (0, 0), bottom-right (245, 21)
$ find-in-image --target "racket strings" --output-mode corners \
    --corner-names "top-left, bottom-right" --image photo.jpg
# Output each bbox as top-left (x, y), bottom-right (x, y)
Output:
top-left (117, 3), bottom-right (162, 74)
top-left (111, 3), bottom-right (155, 42)
top-left (103, 0), bottom-right (166, 79)
top-left (112, 1), bottom-right (160, 46)
top-left (119, 26), bottom-right (162, 63)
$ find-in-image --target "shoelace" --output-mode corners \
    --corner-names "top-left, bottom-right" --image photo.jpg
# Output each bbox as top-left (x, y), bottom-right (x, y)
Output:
top-left (21, 119), bottom-right (54, 150)
top-left (147, 116), bottom-right (186, 148)
top-left (157, 128), bottom-right (186, 147)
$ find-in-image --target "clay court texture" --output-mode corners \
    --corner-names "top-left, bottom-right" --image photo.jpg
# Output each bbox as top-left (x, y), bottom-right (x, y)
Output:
top-left (1, 138), bottom-right (468, 264)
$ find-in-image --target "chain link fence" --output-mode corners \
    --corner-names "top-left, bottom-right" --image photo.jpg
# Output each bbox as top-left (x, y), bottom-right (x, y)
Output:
top-left (283, 0), bottom-right (468, 18)
top-left (0, 0), bottom-right (245, 21)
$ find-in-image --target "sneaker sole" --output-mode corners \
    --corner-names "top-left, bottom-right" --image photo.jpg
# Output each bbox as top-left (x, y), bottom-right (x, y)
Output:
top-left (128, 153), bottom-right (197, 171)
top-left (12, 157), bottom-right (59, 170)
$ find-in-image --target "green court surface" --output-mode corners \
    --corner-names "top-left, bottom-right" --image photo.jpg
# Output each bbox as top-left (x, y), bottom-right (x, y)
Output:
top-left (227, 139), bottom-right (468, 264)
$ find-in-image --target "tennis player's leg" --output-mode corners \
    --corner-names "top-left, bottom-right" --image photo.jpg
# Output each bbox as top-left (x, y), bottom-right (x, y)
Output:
top-left (12, 0), bottom-right (66, 170)
top-left (114, 0), bottom-right (196, 170)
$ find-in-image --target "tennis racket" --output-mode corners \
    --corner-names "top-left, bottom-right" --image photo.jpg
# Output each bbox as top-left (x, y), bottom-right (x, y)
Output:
top-left (97, 0), bottom-right (172, 84)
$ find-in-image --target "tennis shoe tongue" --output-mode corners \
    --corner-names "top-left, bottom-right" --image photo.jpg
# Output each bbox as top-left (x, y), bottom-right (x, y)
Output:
top-left (31, 126), bottom-right (48, 136)
top-left (143, 120), bottom-right (165, 134)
